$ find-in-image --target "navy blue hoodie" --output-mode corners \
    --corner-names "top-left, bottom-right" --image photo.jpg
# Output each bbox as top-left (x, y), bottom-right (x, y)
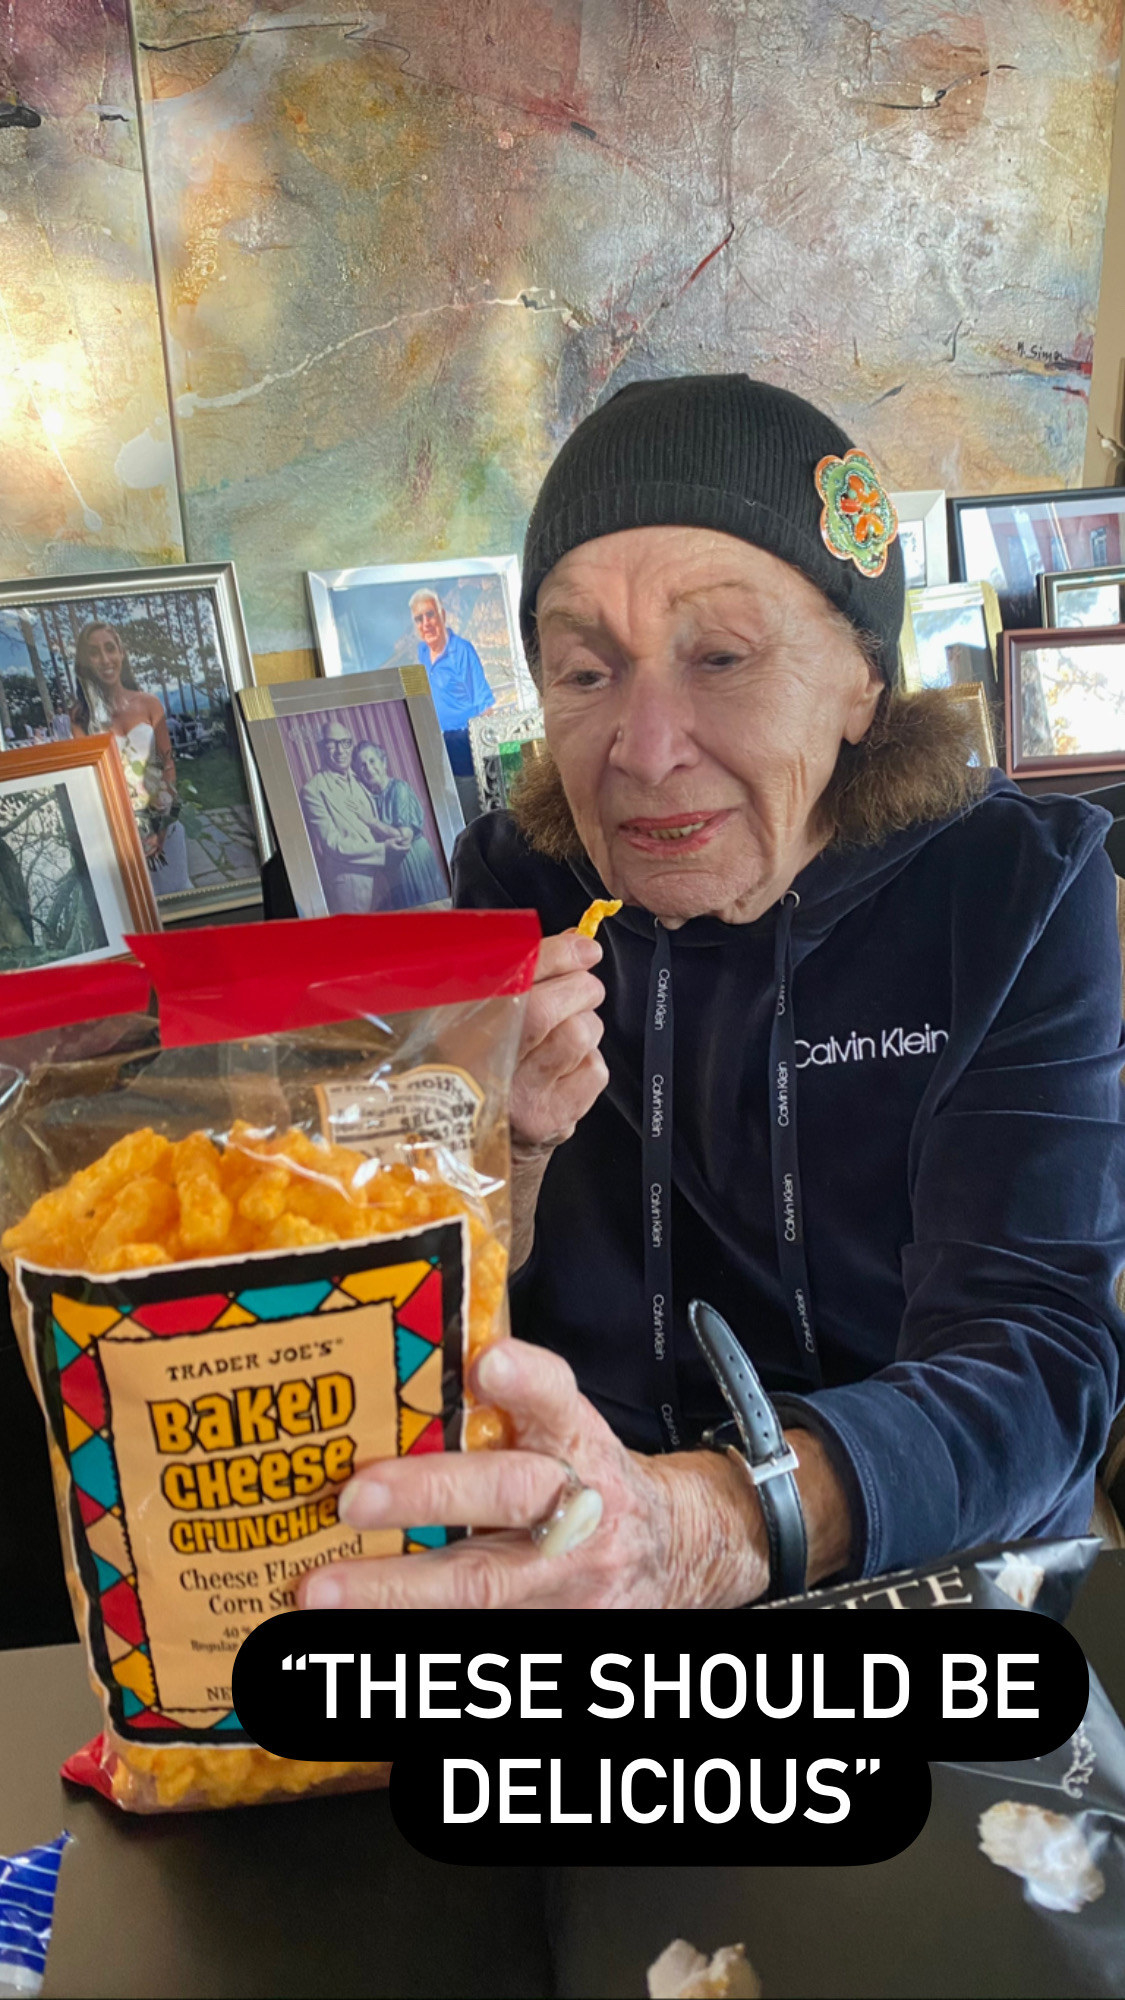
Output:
top-left (453, 774), bottom-right (1125, 1579)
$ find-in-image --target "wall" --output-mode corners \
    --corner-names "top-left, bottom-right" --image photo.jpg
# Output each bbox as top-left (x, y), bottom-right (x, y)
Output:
top-left (2, 2), bottom-right (1123, 675)
top-left (1085, 8), bottom-right (1125, 485)
top-left (0, 0), bottom-right (183, 574)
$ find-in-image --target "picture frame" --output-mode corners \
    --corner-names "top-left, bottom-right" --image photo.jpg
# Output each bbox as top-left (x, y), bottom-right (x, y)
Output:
top-left (949, 487), bottom-right (1125, 629)
top-left (239, 667), bottom-right (463, 919)
top-left (0, 564), bottom-right (269, 925)
top-left (305, 557), bottom-right (536, 796)
top-left (899, 582), bottom-right (1002, 698)
top-left (469, 705), bottom-right (547, 813)
top-left (1002, 626), bottom-right (1125, 778)
top-left (888, 490), bottom-right (949, 589)
top-left (0, 733), bottom-right (159, 973)
top-left (935, 681), bottom-right (998, 770)
top-left (1039, 566), bottom-right (1125, 631)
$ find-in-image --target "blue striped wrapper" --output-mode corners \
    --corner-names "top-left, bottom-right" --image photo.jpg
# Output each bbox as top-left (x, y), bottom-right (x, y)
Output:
top-left (0, 1834), bottom-right (71, 1995)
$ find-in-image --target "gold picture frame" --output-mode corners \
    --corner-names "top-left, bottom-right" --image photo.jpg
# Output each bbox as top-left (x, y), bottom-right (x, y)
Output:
top-left (935, 681), bottom-right (998, 769)
top-left (899, 581), bottom-right (1002, 698)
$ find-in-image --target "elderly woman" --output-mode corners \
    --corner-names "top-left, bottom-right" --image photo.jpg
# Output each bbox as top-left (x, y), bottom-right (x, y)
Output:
top-left (301, 374), bottom-right (1125, 1613)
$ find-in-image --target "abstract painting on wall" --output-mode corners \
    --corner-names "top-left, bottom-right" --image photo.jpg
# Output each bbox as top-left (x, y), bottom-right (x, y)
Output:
top-left (0, 0), bottom-right (183, 576)
top-left (1, 3), bottom-right (1122, 687)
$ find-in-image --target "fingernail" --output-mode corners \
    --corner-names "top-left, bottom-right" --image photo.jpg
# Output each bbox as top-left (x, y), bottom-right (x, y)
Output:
top-left (476, 1343), bottom-right (515, 1394)
top-left (303, 1574), bottom-right (344, 1609)
top-left (338, 1477), bottom-right (390, 1527)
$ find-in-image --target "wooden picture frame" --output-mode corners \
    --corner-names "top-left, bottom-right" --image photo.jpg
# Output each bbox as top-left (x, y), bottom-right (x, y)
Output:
top-left (1002, 625), bottom-right (1125, 777)
top-left (239, 668), bottom-right (463, 919)
top-left (0, 733), bottom-right (159, 972)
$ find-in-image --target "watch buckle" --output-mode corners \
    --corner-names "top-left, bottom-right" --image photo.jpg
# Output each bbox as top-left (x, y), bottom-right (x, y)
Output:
top-left (744, 1442), bottom-right (799, 1487)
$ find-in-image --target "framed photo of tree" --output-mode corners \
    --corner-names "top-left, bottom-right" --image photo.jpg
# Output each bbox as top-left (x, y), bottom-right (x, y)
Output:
top-left (0, 565), bottom-right (268, 924)
top-left (1002, 626), bottom-right (1125, 777)
top-left (0, 735), bottom-right (158, 972)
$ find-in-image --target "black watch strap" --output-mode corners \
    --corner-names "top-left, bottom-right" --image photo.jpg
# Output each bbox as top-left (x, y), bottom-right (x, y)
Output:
top-left (688, 1297), bottom-right (808, 1601)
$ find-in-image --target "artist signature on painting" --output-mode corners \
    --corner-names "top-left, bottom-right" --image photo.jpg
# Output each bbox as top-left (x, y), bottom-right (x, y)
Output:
top-left (1016, 340), bottom-right (1087, 371)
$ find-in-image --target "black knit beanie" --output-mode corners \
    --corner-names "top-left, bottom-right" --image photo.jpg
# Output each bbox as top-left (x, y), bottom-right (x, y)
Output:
top-left (521, 374), bottom-right (905, 682)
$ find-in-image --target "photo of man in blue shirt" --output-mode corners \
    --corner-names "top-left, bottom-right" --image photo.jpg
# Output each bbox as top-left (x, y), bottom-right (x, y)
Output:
top-left (411, 588), bottom-right (494, 732)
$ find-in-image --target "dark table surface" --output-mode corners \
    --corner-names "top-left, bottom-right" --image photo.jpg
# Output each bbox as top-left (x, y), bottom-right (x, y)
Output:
top-left (1, 1554), bottom-right (1122, 2000)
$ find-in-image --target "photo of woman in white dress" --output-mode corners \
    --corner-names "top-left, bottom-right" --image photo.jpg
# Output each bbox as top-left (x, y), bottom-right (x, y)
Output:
top-left (69, 621), bottom-right (194, 896)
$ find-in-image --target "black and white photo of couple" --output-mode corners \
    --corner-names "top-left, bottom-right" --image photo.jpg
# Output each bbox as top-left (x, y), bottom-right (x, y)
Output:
top-left (288, 710), bottom-right (448, 915)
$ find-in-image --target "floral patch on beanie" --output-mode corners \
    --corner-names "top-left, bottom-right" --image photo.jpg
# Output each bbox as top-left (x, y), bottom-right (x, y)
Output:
top-left (815, 449), bottom-right (899, 578)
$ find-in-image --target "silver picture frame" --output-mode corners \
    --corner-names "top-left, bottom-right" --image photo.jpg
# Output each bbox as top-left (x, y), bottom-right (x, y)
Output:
top-left (305, 555), bottom-right (535, 706)
top-left (239, 666), bottom-right (464, 919)
top-left (0, 562), bottom-right (269, 924)
top-left (888, 490), bottom-right (949, 589)
top-left (1039, 566), bottom-right (1125, 630)
top-left (469, 704), bottom-right (546, 813)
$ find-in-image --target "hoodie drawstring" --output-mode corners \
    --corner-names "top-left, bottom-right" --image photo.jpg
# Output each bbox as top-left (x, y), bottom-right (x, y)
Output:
top-left (641, 895), bottom-right (822, 1453)
top-left (643, 919), bottom-right (682, 1450)
top-left (768, 890), bottom-right (823, 1388)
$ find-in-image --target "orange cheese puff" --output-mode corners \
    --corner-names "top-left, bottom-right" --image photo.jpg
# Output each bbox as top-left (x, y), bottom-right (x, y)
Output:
top-left (88, 1176), bottom-right (179, 1267)
top-left (2, 1128), bottom-right (173, 1260)
top-left (172, 1132), bottom-right (233, 1254)
top-left (576, 897), bottom-right (622, 939)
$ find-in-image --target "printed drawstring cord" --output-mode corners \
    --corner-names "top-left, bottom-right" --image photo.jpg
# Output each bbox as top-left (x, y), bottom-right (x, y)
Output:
top-left (641, 893), bottom-right (822, 1454)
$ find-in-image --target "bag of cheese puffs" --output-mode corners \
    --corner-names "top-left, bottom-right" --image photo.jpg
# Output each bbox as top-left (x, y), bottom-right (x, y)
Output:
top-left (0, 910), bottom-right (538, 1812)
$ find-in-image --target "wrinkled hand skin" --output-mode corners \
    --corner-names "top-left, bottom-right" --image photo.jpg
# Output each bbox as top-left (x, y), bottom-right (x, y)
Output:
top-left (510, 932), bottom-right (609, 1149)
top-left (298, 1338), bottom-right (772, 1612)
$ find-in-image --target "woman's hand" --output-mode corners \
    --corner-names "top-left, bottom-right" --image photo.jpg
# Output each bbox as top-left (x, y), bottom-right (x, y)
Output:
top-left (511, 932), bottom-right (610, 1149)
top-left (297, 1339), bottom-right (770, 1612)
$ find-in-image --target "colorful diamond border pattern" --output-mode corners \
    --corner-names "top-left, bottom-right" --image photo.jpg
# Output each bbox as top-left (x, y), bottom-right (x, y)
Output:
top-left (25, 1224), bottom-right (463, 1743)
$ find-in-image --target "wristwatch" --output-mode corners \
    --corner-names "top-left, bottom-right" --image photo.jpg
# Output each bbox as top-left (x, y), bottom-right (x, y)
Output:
top-left (688, 1297), bottom-right (808, 1601)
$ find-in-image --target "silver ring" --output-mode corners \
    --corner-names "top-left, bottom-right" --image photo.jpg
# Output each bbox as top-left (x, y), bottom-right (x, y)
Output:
top-left (530, 1460), bottom-right (604, 1558)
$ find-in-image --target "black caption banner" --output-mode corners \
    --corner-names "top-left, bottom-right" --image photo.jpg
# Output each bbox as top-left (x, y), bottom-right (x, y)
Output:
top-left (232, 1609), bottom-right (1089, 1865)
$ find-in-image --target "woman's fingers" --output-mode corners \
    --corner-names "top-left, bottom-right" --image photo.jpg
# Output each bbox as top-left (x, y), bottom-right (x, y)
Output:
top-left (519, 965), bottom-right (604, 1059)
top-left (519, 1006), bottom-right (605, 1087)
top-left (511, 1046), bottom-right (609, 1149)
top-left (532, 930), bottom-right (602, 987)
top-left (332, 1345), bottom-right (591, 1539)
top-left (509, 932), bottom-right (609, 1145)
top-left (471, 1338), bottom-right (587, 1459)
top-left (512, 996), bottom-right (608, 1144)
top-left (337, 1440), bottom-right (578, 1531)
top-left (303, 1533), bottom-right (555, 1612)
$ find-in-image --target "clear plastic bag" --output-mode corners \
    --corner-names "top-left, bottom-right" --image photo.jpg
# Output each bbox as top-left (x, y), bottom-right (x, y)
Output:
top-left (0, 912), bottom-right (538, 1811)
